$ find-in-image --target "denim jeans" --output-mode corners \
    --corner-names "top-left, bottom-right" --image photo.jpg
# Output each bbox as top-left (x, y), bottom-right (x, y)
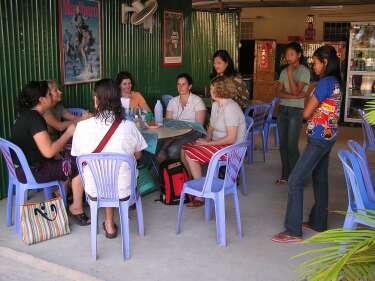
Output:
top-left (284, 137), bottom-right (335, 236)
top-left (277, 106), bottom-right (304, 180)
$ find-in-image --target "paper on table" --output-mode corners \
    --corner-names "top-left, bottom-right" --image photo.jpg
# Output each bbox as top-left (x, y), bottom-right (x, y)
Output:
top-left (141, 132), bottom-right (158, 154)
top-left (163, 119), bottom-right (207, 135)
top-left (120, 97), bottom-right (130, 109)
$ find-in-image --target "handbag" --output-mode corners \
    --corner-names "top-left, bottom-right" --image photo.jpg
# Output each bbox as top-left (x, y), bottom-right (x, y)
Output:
top-left (20, 197), bottom-right (70, 245)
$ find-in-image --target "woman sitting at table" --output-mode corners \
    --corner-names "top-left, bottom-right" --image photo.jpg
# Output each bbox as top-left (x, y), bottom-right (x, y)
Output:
top-left (115, 71), bottom-right (151, 112)
top-left (12, 81), bottom-right (89, 225)
top-left (71, 78), bottom-right (147, 239)
top-left (43, 80), bottom-right (91, 141)
top-left (181, 76), bottom-right (246, 208)
top-left (156, 73), bottom-right (206, 163)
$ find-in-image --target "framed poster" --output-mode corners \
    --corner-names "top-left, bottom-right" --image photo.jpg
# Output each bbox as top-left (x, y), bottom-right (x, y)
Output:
top-left (59, 0), bottom-right (102, 85)
top-left (162, 10), bottom-right (183, 66)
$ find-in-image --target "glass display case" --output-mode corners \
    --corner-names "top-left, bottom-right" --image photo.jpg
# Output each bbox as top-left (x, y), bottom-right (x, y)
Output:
top-left (344, 22), bottom-right (375, 123)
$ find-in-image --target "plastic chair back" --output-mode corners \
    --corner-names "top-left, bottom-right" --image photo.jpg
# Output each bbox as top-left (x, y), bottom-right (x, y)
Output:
top-left (161, 95), bottom-right (173, 109)
top-left (358, 109), bottom-right (375, 149)
top-left (76, 153), bottom-right (137, 202)
top-left (244, 103), bottom-right (271, 131)
top-left (338, 150), bottom-right (367, 212)
top-left (203, 142), bottom-right (248, 194)
top-left (67, 107), bottom-right (85, 116)
top-left (348, 140), bottom-right (375, 202)
top-left (266, 97), bottom-right (280, 124)
top-left (0, 138), bottom-right (37, 185)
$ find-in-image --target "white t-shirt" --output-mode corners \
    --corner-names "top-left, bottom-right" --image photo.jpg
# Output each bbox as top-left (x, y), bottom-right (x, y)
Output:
top-left (166, 93), bottom-right (206, 123)
top-left (210, 99), bottom-right (246, 143)
top-left (71, 117), bottom-right (147, 199)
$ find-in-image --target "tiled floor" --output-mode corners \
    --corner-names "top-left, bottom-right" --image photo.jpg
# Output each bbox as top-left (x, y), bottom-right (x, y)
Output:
top-left (0, 126), bottom-right (373, 281)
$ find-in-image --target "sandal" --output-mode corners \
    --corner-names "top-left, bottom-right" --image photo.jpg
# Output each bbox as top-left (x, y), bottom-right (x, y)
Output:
top-left (69, 211), bottom-right (91, 226)
top-left (271, 231), bottom-right (303, 243)
top-left (275, 178), bottom-right (288, 185)
top-left (186, 198), bottom-right (205, 208)
top-left (302, 222), bottom-right (323, 233)
top-left (102, 222), bottom-right (118, 239)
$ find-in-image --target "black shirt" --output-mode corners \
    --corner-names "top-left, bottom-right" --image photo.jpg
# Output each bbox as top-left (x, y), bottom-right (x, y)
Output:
top-left (12, 109), bottom-right (48, 167)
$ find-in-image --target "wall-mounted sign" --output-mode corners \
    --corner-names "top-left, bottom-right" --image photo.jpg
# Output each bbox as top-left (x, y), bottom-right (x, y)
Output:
top-left (59, 0), bottom-right (102, 85)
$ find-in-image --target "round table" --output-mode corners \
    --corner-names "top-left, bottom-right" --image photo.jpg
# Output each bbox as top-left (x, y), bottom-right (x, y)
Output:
top-left (142, 126), bottom-right (192, 140)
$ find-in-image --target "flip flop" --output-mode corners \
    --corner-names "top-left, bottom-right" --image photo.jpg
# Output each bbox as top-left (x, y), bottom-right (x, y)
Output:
top-left (186, 199), bottom-right (205, 208)
top-left (69, 211), bottom-right (91, 226)
top-left (103, 222), bottom-right (118, 239)
top-left (272, 232), bottom-right (303, 243)
top-left (275, 178), bottom-right (288, 185)
top-left (302, 222), bottom-right (323, 233)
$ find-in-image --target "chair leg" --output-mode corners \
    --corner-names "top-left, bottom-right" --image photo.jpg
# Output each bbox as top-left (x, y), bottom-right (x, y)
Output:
top-left (274, 126), bottom-right (279, 146)
top-left (58, 181), bottom-right (67, 208)
top-left (119, 203), bottom-right (130, 260)
top-left (90, 202), bottom-right (98, 261)
top-left (247, 132), bottom-right (254, 165)
top-left (261, 131), bottom-right (266, 162)
top-left (16, 187), bottom-right (27, 237)
top-left (232, 188), bottom-right (242, 238)
top-left (240, 166), bottom-right (248, 196)
top-left (176, 192), bottom-right (186, 234)
top-left (135, 195), bottom-right (144, 236)
top-left (205, 198), bottom-right (213, 222)
top-left (44, 187), bottom-right (53, 200)
top-left (6, 179), bottom-right (14, 226)
top-left (343, 213), bottom-right (357, 230)
top-left (264, 126), bottom-right (270, 153)
top-left (214, 193), bottom-right (226, 247)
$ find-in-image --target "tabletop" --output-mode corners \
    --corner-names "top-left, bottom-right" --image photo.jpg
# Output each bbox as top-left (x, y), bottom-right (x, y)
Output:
top-left (142, 126), bottom-right (192, 140)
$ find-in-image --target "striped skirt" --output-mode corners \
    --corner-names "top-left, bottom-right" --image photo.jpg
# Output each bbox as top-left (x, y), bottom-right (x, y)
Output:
top-left (182, 143), bottom-right (228, 165)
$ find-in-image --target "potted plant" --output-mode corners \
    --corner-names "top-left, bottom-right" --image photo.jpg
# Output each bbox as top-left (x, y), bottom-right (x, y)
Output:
top-left (295, 211), bottom-right (375, 281)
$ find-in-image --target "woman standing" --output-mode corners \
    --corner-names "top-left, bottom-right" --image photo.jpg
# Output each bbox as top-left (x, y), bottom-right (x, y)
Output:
top-left (115, 71), bottom-right (151, 112)
top-left (210, 50), bottom-right (250, 109)
top-left (272, 45), bottom-right (341, 242)
top-left (12, 81), bottom-right (89, 225)
top-left (275, 42), bottom-right (311, 184)
top-left (181, 76), bottom-right (246, 207)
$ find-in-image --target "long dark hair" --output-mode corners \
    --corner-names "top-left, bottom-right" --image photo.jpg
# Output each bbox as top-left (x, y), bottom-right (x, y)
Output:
top-left (284, 42), bottom-right (308, 67)
top-left (313, 45), bottom-right (341, 84)
top-left (93, 79), bottom-right (123, 123)
top-left (115, 71), bottom-right (134, 88)
top-left (17, 80), bottom-right (49, 112)
top-left (210, 50), bottom-right (238, 79)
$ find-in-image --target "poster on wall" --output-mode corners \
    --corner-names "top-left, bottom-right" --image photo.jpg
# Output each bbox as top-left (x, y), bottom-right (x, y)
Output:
top-left (162, 10), bottom-right (183, 66)
top-left (59, 0), bottom-right (102, 85)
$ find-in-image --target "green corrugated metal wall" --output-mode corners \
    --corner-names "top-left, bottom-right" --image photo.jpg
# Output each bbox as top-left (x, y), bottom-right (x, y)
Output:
top-left (0, 0), bottom-right (238, 199)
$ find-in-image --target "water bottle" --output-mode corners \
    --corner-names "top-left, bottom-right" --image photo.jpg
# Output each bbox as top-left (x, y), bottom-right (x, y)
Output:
top-left (154, 100), bottom-right (163, 125)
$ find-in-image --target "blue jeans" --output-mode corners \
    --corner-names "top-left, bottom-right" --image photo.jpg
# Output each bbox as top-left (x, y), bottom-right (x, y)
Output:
top-left (284, 137), bottom-right (335, 236)
top-left (277, 106), bottom-right (304, 180)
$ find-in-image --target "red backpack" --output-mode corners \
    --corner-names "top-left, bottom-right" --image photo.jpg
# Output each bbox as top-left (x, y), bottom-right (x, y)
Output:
top-left (160, 161), bottom-right (191, 205)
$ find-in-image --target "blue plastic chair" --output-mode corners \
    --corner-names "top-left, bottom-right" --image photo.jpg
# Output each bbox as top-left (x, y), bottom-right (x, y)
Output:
top-left (244, 103), bottom-right (271, 164)
top-left (0, 138), bottom-right (66, 235)
top-left (76, 153), bottom-right (144, 261)
top-left (348, 140), bottom-right (375, 202)
top-left (67, 107), bottom-right (85, 116)
top-left (176, 141), bottom-right (248, 246)
top-left (337, 149), bottom-right (375, 230)
top-left (264, 97), bottom-right (280, 152)
top-left (239, 117), bottom-right (254, 195)
top-left (161, 95), bottom-right (173, 111)
top-left (218, 117), bottom-right (253, 196)
top-left (358, 109), bottom-right (375, 152)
